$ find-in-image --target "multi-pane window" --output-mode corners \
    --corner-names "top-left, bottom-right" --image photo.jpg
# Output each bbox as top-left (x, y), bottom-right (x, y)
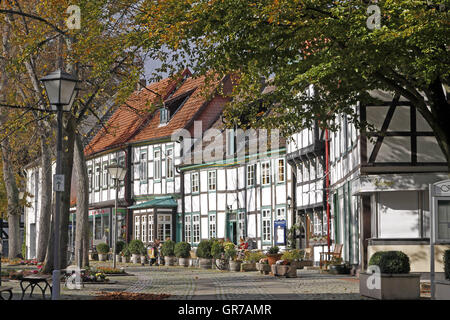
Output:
top-left (185, 215), bottom-right (192, 243)
top-left (437, 200), bottom-right (450, 241)
top-left (139, 150), bottom-right (147, 181)
top-left (135, 216), bottom-right (140, 240)
top-left (209, 214), bottom-right (216, 239)
top-left (208, 171), bottom-right (216, 191)
top-left (262, 209), bottom-right (271, 242)
top-left (192, 172), bottom-right (199, 193)
top-left (109, 156), bottom-right (116, 187)
top-left (166, 148), bottom-right (174, 179)
top-left (313, 212), bottom-right (323, 236)
top-left (157, 214), bottom-right (172, 241)
top-left (154, 149), bottom-right (161, 180)
top-left (247, 164), bottom-right (255, 186)
top-left (88, 167), bottom-right (93, 191)
top-left (148, 215), bottom-right (154, 242)
top-left (261, 162), bottom-right (270, 185)
top-left (277, 159), bottom-right (285, 183)
top-left (193, 214), bottom-right (200, 243)
top-left (102, 163), bottom-right (108, 188)
top-left (276, 207), bottom-right (286, 220)
top-left (142, 215), bottom-right (147, 243)
top-left (94, 165), bottom-right (100, 190)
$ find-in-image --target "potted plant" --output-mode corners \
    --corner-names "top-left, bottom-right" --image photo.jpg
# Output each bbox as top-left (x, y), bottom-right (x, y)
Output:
top-left (328, 257), bottom-right (350, 274)
top-left (128, 239), bottom-right (145, 264)
top-left (175, 242), bottom-right (191, 267)
top-left (436, 249), bottom-right (450, 300)
top-left (211, 240), bottom-right (225, 268)
top-left (266, 246), bottom-right (282, 266)
top-left (360, 251), bottom-right (420, 300)
top-left (96, 243), bottom-right (109, 261)
top-left (256, 258), bottom-right (271, 274)
top-left (241, 251), bottom-right (265, 272)
top-left (115, 241), bottom-right (126, 262)
top-left (161, 240), bottom-right (176, 266)
top-left (196, 240), bottom-right (213, 269)
top-left (121, 247), bottom-right (130, 263)
top-left (140, 246), bottom-right (148, 265)
top-left (225, 245), bottom-right (241, 271)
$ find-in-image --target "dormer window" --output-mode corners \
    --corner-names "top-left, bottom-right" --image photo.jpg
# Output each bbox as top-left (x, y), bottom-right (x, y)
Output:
top-left (160, 107), bottom-right (169, 124)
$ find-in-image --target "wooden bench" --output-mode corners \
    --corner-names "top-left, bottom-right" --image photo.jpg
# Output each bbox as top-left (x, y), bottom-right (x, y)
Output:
top-left (20, 275), bottom-right (52, 300)
top-left (0, 286), bottom-right (13, 300)
top-left (319, 244), bottom-right (343, 270)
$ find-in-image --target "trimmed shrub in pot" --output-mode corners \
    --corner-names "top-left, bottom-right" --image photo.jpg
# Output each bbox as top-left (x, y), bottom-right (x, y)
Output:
top-left (140, 247), bottom-right (148, 264)
top-left (128, 240), bottom-right (145, 264)
top-left (175, 242), bottom-right (191, 267)
top-left (97, 243), bottom-right (109, 261)
top-left (162, 240), bottom-right (176, 266)
top-left (360, 251), bottom-right (419, 300)
top-left (197, 240), bottom-right (213, 269)
top-left (444, 250), bottom-right (450, 281)
top-left (121, 247), bottom-right (130, 263)
top-left (115, 241), bottom-right (126, 262)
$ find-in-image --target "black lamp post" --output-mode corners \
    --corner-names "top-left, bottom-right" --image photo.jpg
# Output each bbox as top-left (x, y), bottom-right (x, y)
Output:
top-left (106, 164), bottom-right (126, 269)
top-left (40, 69), bottom-right (78, 300)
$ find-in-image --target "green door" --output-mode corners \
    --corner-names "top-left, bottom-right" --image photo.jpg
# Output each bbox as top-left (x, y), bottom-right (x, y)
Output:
top-left (227, 221), bottom-right (237, 244)
top-left (176, 214), bottom-right (183, 242)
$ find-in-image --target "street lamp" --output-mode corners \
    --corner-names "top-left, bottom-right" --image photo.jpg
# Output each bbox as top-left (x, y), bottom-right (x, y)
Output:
top-left (106, 164), bottom-right (126, 269)
top-left (40, 69), bottom-right (78, 300)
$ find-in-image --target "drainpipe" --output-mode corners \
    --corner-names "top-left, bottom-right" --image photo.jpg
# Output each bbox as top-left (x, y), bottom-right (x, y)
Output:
top-left (325, 129), bottom-right (331, 253)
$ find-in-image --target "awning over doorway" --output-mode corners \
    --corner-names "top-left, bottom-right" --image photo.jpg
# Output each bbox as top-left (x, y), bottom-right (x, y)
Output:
top-left (128, 196), bottom-right (177, 210)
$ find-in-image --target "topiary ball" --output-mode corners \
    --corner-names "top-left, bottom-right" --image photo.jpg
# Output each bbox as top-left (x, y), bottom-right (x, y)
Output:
top-left (368, 251), bottom-right (410, 274)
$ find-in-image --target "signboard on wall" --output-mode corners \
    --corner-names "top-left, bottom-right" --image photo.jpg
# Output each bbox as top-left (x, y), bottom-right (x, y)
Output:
top-left (89, 208), bottom-right (111, 216)
top-left (274, 220), bottom-right (286, 245)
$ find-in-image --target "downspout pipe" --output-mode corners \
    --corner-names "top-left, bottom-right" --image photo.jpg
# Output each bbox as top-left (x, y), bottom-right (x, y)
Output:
top-left (325, 129), bottom-right (331, 253)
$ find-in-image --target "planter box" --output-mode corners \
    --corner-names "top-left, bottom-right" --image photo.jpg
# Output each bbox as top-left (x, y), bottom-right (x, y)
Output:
top-left (164, 256), bottom-right (176, 266)
top-left (241, 262), bottom-right (257, 272)
top-left (229, 261), bottom-right (242, 272)
top-left (293, 260), bottom-right (313, 269)
top-left (359, 273), bottom-right (420, 300)
top-left (131, 254), bottom-right (139, 264)
top-left (178, 257), bottom-right (190, 267)
top-left (271, 264), bottom-right (297, 278)
top-left (256, 263), bottom-right (271, 275)
top-left (98, 253), bottom-right (108, 262)
top-left (435, 280), bottom-right (450, 300)
top-left (199, 258), bottom-right (213, 269)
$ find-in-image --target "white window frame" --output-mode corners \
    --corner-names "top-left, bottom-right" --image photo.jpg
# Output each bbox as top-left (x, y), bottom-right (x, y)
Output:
top-left (277, 158), bottom-right (285, 183)
top-left (102, 162), bottom-right (108, 188)
top-left (247, 164), bottom-right (255, 187)
top-left (276, 207), bottom-right (286, 220)
top-left (192, 172), bottom-right (199, 193)
top-left (209, 214), bottom-right (216, 239)
top-left (193, 214), bottom-right (200, 243)
top-left (262, 209), bottom-right (272, 242)
top-left (148, 214), bottom-right (154, 242)
top-left (142, 215), bottom-right (147, 243)
top-left (208, 171), bottom-right (216, 191)
top-left (154, 149), bottom-right (161, 181)
top-left (139, 150), bottom-right (148, 182)
top-left (185, 215), bottom-right (192, 243)
top-left (157, 214), bottom-right (172, 241)
top-left (166, 147), bottom-right (174, 179)
top-left (261, 162), bottom-right (270, 185)
top-left (135, 216), bottom-right (140, 240)
top-left (94, 165), bottom-right (100, 190)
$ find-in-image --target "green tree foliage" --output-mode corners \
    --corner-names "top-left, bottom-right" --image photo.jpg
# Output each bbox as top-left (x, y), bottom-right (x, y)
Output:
top-left (137, 0), bottom-right (450, 166)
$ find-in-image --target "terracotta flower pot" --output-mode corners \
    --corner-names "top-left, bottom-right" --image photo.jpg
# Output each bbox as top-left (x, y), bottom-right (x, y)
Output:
top-left (267, 254), bottom-right (282, 266)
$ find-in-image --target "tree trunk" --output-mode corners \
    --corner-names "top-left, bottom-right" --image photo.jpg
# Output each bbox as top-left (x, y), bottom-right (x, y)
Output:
top-left (74, 133), bottom-right (89, 267)
top-left (59, 117), bottom-right (76, 268)
top-left (0, 136), bottom-right (21, 259)
top-left (36, 136), bottom-right (53, 262)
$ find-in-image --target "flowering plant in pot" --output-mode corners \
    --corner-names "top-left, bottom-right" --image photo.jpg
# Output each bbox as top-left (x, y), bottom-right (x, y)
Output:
top-left (175, 242), bottom-right (191, 267)
top-left (266, 246), bottom-right (282, 266)
top-left (161, 240), bottom-right (176, 266)
top-left (96, 243), bottom-right (110, 261)
top-left (225, 246), bottom-right (241, 271)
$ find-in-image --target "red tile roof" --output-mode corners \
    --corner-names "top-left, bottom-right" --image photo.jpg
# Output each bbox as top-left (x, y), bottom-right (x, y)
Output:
top-left (84, 71), bottom-right (231, 157)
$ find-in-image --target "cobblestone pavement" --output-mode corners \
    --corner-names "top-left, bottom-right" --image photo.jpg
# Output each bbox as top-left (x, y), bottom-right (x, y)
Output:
top-left (1, 263), bottom-right (366, 300)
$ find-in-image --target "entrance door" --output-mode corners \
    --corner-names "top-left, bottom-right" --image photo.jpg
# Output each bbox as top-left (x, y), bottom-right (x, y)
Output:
top-left (227, 221), bottom-right (237, 244)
